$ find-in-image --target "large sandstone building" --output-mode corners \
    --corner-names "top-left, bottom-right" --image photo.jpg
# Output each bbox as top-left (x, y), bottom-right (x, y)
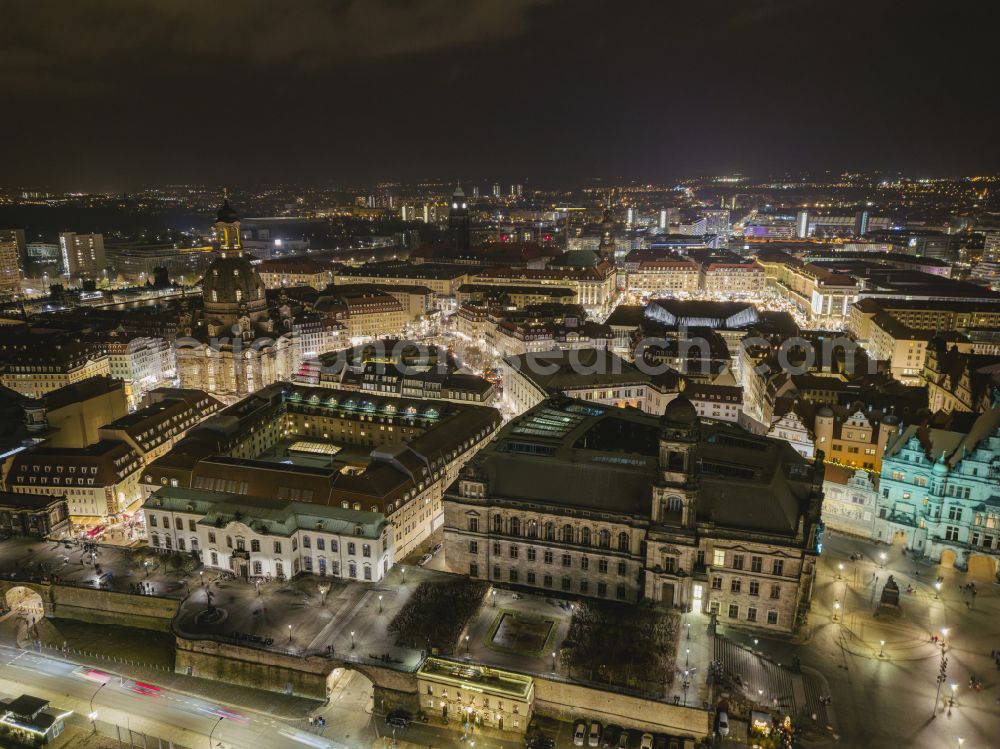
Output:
top-left (444, 394), bottom-right (824, 633)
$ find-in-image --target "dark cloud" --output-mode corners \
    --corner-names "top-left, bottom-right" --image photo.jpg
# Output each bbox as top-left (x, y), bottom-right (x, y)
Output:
top-left (0, 0), bottom-right (549, 94)
top-left (0, 0), bottom-right (997, 189)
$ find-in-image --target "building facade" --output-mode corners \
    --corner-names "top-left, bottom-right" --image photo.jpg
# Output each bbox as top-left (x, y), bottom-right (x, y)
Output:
top-left (443, 395), bottom-right (824, 633)
top-left (820, 465), bottom-right (878, 539)
top-left (59, 232), bottom-right (105, 278)
top-left (872, 405), bottom-right (1000, 579)
top-left (143, 487), bottom-right (393, 581)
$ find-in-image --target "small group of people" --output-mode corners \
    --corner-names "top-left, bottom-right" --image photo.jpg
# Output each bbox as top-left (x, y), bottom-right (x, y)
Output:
top-left (309, 715), bottom-right (327, 731)
top-left (990, 649), bottom-right (1000, 671)
top-left (130, 582), bottom-right (155, 595)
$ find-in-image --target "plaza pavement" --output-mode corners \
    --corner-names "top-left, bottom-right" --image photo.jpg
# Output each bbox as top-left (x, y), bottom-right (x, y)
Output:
top-left (727, 531), bottom-right (1000, 749)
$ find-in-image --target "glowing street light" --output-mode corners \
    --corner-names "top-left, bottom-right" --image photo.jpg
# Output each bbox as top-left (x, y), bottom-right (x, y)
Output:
top-left (934, 581), bottom-right (942, 599)
top-left (879, 639), bottom-right (885, 657)
top-left (378, 594), bottom-right (383, 613)
top-left (832, 600), bottom-right (841, 622)
top-left (879, 552), bottom-right (887, 568)
top-left (288, 624), bottom-right (292, 642)
top-left (351, 630), bottom-right (356, 649)
top-left (837, 562), bottom-right (844, 580)
top-left (551, 650), bottom-right (557, 670)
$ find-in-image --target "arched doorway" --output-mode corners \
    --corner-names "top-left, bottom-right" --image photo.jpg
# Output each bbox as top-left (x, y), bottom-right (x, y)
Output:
top-left (324, 667), bottom-right (375, 743)
top-left (938, 549), bottom-right (957, 569)
top-left (966, 554), bottom-right (998, 580)
top-left (4, 586), bottom-right (44, 619)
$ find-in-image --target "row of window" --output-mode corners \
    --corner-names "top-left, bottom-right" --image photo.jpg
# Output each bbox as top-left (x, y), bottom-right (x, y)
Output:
top-left (472, 562), bottom-right (629, 599)
top-left (711, 576), bottom-right (782, 599)
top-left (471, 516), bottom-right (631, 551)
top-left (477, 541), bottom-right (630, 575)
top-left (709, 601), bottom-right (780, 626)
top-left (712, 549), bottom-right (785, 576)
top-left (150, 523), bottom-right (375, 556)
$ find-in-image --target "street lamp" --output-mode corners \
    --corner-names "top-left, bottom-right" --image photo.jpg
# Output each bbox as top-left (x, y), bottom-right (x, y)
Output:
top-left (379, 594), bottom-right (383, 613)
top-left (492, 589), bottom-right (497, 608)
top-left (837, 563), bottom-right (844, 580)
top-left (551, 650), bottom-right (557, 671)
top-left (934, 581), bottom-right (942, 599)
top-left (319, 584), bottom-right (329, 605)
top-left (879, 552), bottom-right (887, 568)
top-left (686, 648), bottom-right (690, 668)
top-left (89, 682), bottom-right (106, 718)
top-left (288, 624), bottom-right (292, 642)
top-left (144, 561), bottom-right (150, 578)
top-left (209, 716), bottom-right (224, 748)
top-left (832, 600), bottom-right (841, 622)
top-left (351, 630), bottom-right (356, 649)
top-left (879, 639), bottom-right (885, 658)
top-left (753, 638), bottom-right (759, 650)
top-left (686, 622), bottom-right (691, 640)
top-left (465, 635), bottom-right (470, 654)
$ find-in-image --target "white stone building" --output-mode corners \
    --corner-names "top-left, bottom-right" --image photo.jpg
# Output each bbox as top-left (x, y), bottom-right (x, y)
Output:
top-left (143, 487), bottom-right (393, 581)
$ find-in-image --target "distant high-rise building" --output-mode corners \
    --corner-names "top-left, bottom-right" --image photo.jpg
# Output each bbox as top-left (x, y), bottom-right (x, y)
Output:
top-left (448, 186), bottom-right (471, 252)
top-left (854, 209), bottom-right (870, 237)
top-left (703, 209), bottom-right (730, 237)
top-left (472, 186), bottom-right (480, 199)
top-left (511, 183), bottom-right (523, 197)
top-left (0, 230), bottom-right (24, 300)
top-left (401, 205), bottom-right (415, 222)
top-left (422, 203), bottom-right (431, 223)
top-left (626, 207), bottom-right (634, 228)
top-left (59, 232), bottom-right (105, 278)
top-left (659, 209), bottom-right (667, 230)
top-left (492, 183), bottom-right (501, 198)
top-left (796, 210), bottom-right (810, 239)
top-left (0, 228), bottom-right (27, 268)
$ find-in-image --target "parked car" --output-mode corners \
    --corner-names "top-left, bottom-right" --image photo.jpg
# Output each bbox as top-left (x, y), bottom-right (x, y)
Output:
top-left (717, 711), bottom-right (729, 737)
top-left (573, 721), bottom-right (587, 746)
top-left (527, 734), bottom-right (555, 749)
top-left (640, 733), bottom-right (654, 749)
top-left (431, 543), bottom-right (443, 555)
top-left (617, 730), bottom-right (629, 749)
top-left (387, 710), bottom-right (411, 729)
top-left (418, 553), bottom-right (433, 566)
top-left (601, 724), bottom-right (621, 747)
top-left (588, 722), bottom-right (602, 747)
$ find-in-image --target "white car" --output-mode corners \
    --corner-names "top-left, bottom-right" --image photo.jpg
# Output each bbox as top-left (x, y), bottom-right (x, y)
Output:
top-left (640, 734), bottom-right (653, 749)
top-left (588, 722), bottom-right (602, 747)
top-left (617, 731), bottom-right (629, 749)
top-left (717, 711), bottom-right (729, 737)
top-left (573, 721), bottom-right (587, 747)
top-left (418, 553), bottom-right (433, 566)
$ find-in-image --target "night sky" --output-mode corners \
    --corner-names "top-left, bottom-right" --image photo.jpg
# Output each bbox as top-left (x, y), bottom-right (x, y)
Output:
top-left (2, 0), bottom-right (997, 190)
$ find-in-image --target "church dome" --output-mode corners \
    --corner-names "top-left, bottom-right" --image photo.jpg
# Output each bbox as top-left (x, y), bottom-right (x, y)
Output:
top-left (216, 199), bottom-right (239, 223)
top-left (202, 253), bottom-right (267, 324)
top-left (663, 393), bottom-right (698, 427)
